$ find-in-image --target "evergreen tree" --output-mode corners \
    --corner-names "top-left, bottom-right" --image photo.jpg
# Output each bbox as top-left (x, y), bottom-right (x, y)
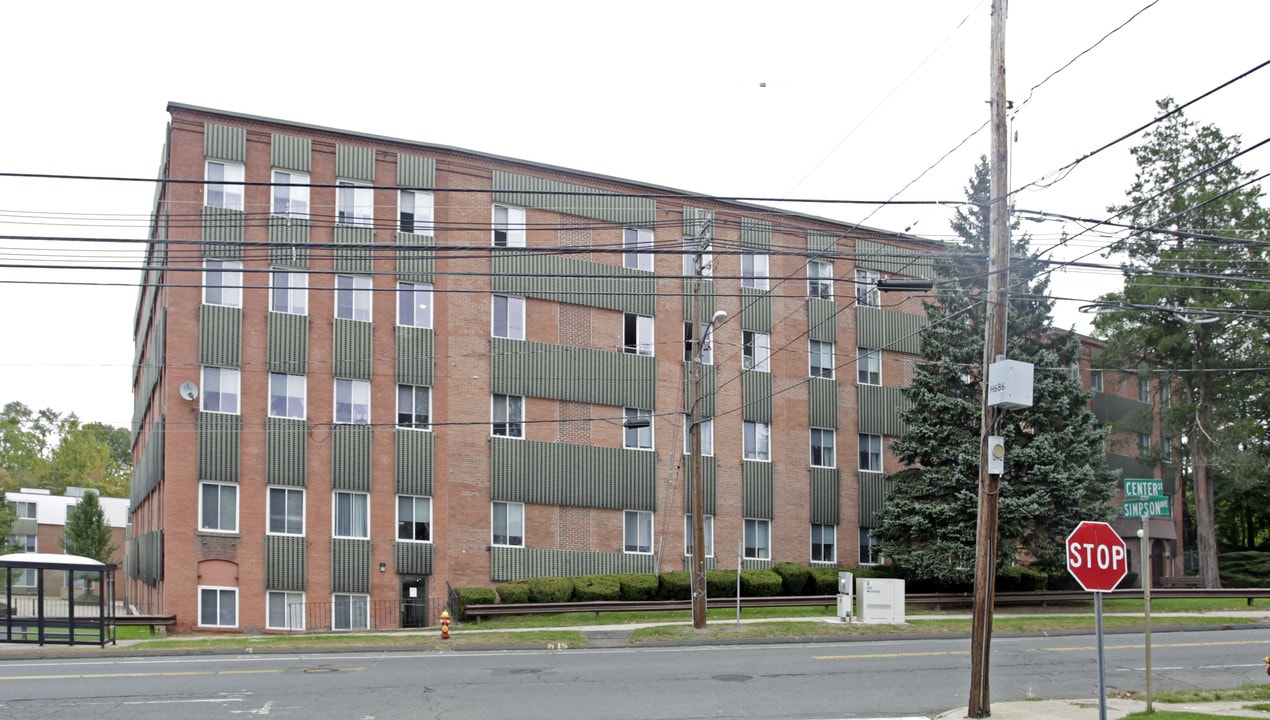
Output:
top-left (873, 157), bottom-right (1118, 585)
top-left (60, 490), bottom-right (116, 563)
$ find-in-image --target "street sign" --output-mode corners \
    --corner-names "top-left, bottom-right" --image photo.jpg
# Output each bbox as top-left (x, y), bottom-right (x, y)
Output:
top-left (1123, 496), bottom-right (1171, 518)
top-left (1123, 478), bottom-right (1164, 498)
top-left (1066, 521), bottom-right (1128, 592)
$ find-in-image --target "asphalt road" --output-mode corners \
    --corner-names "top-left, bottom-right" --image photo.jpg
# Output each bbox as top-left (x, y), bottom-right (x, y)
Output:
top-left (0, 627), bottom-right (1266, 719)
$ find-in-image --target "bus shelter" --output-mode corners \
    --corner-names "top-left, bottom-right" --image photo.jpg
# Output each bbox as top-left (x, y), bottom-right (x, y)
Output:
top-left (0, 552), bottom-right (117, 647)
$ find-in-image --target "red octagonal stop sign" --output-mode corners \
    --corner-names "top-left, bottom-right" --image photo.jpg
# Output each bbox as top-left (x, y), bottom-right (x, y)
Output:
top-left (1066, 521), bottom-right (1128, 592)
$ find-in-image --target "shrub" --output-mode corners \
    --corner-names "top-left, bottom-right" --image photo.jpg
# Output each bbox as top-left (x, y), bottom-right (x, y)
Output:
top-left (76, 593), bottom-right (101, 604)
top-left (616, 573), bottom-right (659, 600)
top-left (739, 569), bottom-right (783, 597)
top-left (996, 566), bottom-right (1048, 592)
top-left (454, 586), bottom-right (497, 612)
top-left (706, 569), bottom-right (738, 598)
top-left (572, 575), bottom-right (621, 601)
top-left (1220, 550), bottom-right (1270, 588)
top-left (1117, 572), bottom-right (1139, 590)
top-left (659, 571), bottom-right (691, 600)
top-left (809, 567), bottom-right (846, 594)
top-left (527, 576), bottom-right (574, 603)
top-left (772, 562), bottom-right (811, 595)
top-left (495, 581), bottom-right (530, 604)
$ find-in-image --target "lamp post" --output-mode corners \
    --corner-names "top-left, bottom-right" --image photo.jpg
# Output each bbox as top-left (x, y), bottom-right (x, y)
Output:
top-left (688, 307), bottom-right (726, 629)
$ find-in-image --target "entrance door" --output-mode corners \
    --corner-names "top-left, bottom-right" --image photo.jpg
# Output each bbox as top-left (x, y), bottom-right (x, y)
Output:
top-left (400, 577), bottom-right (428, 628)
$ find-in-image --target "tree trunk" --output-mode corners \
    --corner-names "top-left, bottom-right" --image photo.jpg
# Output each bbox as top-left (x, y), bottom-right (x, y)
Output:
top-left (1192, 445), bottom-right (1221, 588)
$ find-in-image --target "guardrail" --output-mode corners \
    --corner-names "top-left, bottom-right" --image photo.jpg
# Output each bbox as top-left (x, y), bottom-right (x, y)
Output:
top-left (461, 587), bottom-right (1269, 622)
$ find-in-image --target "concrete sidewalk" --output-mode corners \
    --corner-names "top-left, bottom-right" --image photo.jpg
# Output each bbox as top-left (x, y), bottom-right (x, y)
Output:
top-left (935, 697), bottom-right (1270, 719)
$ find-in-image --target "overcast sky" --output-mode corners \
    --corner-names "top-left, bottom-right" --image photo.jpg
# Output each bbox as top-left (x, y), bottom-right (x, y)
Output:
top-left (2, 0), bottom-right (1267, 428)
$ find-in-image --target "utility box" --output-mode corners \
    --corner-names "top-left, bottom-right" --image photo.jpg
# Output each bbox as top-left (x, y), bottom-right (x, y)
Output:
top-left (836, 572), bottom-right (854, 622)
top-left (855, 578), bottom-right (906, 624)
top-left (987, 359), bottom-right (1034, 409)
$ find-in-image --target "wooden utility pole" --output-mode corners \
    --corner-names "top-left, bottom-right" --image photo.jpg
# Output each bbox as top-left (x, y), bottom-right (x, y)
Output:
top-left (968, 0), bottom-right (1009, 716)
top-left (688, 218), bottom-right (711, 630)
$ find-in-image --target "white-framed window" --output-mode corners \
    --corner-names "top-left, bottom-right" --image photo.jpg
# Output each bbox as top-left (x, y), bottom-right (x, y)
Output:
top-left (855, 268), bottom-right (880, 307)
top-left (682, 236), bottom-right (713, 277)
top-left (397, 281), bottom-right (433, 328)
top-left (336, 180), bottom-right (374, 227)
top-left (1162, 436), bottom-right (1174, 461)
top-left (684, 322), bottom-right (715, 364)
top-left (742, 331), bottom-right (771, 372)
top-left (335, 275), bottom-right (372, 321)
top-left (199, 482), bottom-right (238, 533)
top-left (492, 295), bottom-right (525, 340)
top-left (1138, 433), bottom-right (1152, 457)
top-left (15, 501), bottom-right (36, 519)
top-left (267, 487), bottom-right (305, 536)
top-left (11, 534), bottom-right (37, 585)
top-left (744, 518), bottom-right (771, 560)
top-left (269, 373), bottom-right (306, 420)
top-left (203, 259), bottom-right (243, 308)
top-left (859, 528), bottom-right (883, 566)
top-left (623, 408), bottom-right (653, 450)
top-left (811, 428), bottom-right (835, 468)
top-left (1090, 370), bottom-right (1104, 393)
top-left (333, 491), bottom-right (369, 539)
top-left (623, 227), bottom-right (654, 271)
top-left (492, 394), bottom-right (524, 438)
top-left (811, 523), bottom-right (836, 563)
top-left (623, 510), bottom-right (653, 554)
top-left (271, 270), bottom-right (308, 315)
top-left (397, 384), bottom-right (431, 430)
top-left (1160, 382), bottom-right (1170, 406)
top-left (492, 204), bottom-right (526, 247)
top-left (859, 433), bottom-right (883, 472)
top-left (684, 514), bottom-right (714, 557)
top-left (1138, 377), bottom-right (1151, 404)
top-left (266, 590), bottom-right (306, 631)
top-left (808, 260), bottom-right (833, 299)
top-left (205, 160), bottom-right (244, 211)
top-left (399, 189), bottom-right (434, 235)
top-left (198, 586), bottom-right (238, 628)
top-left (683, 416), bottom-right (714, 456)
top-left (744, 421), bottom-right (771, 462)
top-left (334, 378), bottom-right (370, 425)
top-left (492, 501), bottom-right (524, 547)
top-left (810, 340), bottom-right (834, 379)
top-left (333, 593), bottom-right (370, 631)
top-left (624, 313), bottom-right (654, 356)
top-left (857, 347), bottom-right (881, 386)
top-left (397, 495), bottom-right (432, 542)
top-left (271, 169), bottom-right (310, 219)
top-left (201, 366), bottom-right (241, 414)
top-left (1068, 361), bottom-right (1081, 382)
top-left (13, 534), bottom-right (36, 552)
top-left (742, 253), bottom-right (769, 290)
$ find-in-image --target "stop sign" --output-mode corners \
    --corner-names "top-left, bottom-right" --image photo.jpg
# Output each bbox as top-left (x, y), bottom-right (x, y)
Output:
top-left (1066, 521), bottom-right (1128, 592)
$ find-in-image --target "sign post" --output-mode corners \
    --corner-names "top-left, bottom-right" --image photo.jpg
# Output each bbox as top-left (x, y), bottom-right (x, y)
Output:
top-left (1067, 521), bottom-right (1128, 720)
top-left (1124, 478), bottom-right (1170, 713)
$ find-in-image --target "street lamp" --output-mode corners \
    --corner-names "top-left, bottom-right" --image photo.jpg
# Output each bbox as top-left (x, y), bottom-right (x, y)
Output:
top-left (689, 308), bottom-right (727, 629)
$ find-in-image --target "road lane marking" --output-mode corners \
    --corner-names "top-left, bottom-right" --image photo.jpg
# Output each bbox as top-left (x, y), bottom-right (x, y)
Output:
top-left (1034, 639), bottom-right (1268, 652)
top-left (0, 667), bottom-right (362, 681)
top-left (814, 650), bottom-right (969, 660)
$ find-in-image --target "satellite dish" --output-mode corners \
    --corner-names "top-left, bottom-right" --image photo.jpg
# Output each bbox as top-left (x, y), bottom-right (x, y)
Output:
top-left (179, 382), bottom-right (199, 401)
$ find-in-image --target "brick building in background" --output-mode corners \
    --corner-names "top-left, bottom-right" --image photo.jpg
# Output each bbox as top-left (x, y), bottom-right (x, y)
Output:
top-left (127, 103), bottom-right (1180, 633)
top-left (5, 487), bottom-right (128, 594)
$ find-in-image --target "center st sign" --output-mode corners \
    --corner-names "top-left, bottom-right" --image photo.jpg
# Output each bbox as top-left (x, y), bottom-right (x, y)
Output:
top-left (1066, 520), bottom-right (1128, 592)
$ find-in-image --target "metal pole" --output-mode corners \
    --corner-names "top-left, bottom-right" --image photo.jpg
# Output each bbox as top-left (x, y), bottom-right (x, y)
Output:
top-left (1142, 514), bottom-right (1153, 712)
top-left (736, 537), bottom-right (742, 627)
top-left (969, 1), bottom-right (1009, 716)
top-left (689, 222), bottom-right (709, 630)
top-left (1096, 591), bottom-right (1107, 720)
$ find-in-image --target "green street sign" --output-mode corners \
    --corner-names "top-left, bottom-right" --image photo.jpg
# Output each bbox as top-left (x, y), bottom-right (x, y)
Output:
top-left (1123, 496), bottom-right (1171, 518)
top-left (1123, 478), bottom-right (1165, 498)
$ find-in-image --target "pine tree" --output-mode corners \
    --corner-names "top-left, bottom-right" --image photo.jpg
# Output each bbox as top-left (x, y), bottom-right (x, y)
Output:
top-left (873, 157), bottom-right (1118, 586)
top-left (60, 490), bottom-right (116, 563)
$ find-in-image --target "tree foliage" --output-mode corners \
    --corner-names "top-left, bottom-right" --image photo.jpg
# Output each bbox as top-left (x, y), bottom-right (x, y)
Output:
top-left (0, 402), bottom-right (131, 496)
top-left (873, 157), bottom-right (1118, 586)
top-left (59, 490), bottom-right (117, 563)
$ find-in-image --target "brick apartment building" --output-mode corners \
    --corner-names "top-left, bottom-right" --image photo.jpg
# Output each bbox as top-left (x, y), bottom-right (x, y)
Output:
top-left (126, 103), bottom-right (1179, 633)
top-left (4, 487), bottom-right (129, 594)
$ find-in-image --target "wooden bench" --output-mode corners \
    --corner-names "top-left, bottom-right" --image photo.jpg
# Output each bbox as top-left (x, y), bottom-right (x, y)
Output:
top-left (114, 614), bottom-right (177, 635)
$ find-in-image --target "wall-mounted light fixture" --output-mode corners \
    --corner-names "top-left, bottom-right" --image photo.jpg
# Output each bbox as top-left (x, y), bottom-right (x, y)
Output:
top-left (379, 562), bottom-right (387, 573)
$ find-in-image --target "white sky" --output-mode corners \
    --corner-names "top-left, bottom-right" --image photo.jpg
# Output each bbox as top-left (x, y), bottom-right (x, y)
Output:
top-left (2, 0), bottom-right (1267, 428)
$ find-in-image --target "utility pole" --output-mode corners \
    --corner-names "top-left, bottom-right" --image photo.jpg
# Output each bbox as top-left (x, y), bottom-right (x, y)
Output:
top-left (688, 216), bottom-right (713, 630)
top-left (968, 0), bottom-right (1009, 716)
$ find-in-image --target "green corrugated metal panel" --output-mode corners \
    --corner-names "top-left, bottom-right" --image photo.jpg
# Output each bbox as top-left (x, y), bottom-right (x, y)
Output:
top-left (492, 171), bottom-right (656, 227)
top-left (202, 206), bottom-right (245, 257)
top-left (394, 541), bottom-right (435, 575)
top-left (198, 412), bottom-right (241, 483)
top-left (491, 338), bottom-right (656, 409)
top-left (491, 437), bottom-right (657, 511)
top-left (396, 232), bottom-right (435, 282)
top-left (266, 417), bottom-right (307, 487)
top-left (1091, 392), bottom-right (1154, 434)
top-left (12, 518), bottom-right (37, 535)
top-left (131, 419), bottom-right (164, 507)
top-left (809, 467), bottom-right (840, 525)
top-left (808, 298), bottom-right (838, 342)
top-left (333, 318), bottom-right (373, 381)
top-left (397, 154), bottom-right (436, 188)
top-left (331, 425), bottom-right (372, 492)
top-left (682, 362), bottom-right (717, 420)
top-left (336, 145), bottom-right (375, 182)
top-left (1159, 465), bottom-right (1177, 496)
top-left (395, 428), bottom-right (434, 496)
top-left (808, 232), bottom-right (838, 252)
top-left (680, 556), bottom-right (719, 571)
top-left (857, 471), bottom-right (893, 528)
top-left (742, 558), bottom-right (774, 570)
top-left (490, 547), bottom-right (658, 582)
top-left (683, 456), bottom-right (718, 516)
top-left (271, 134), bottom-right (311, 172)
top-left (491, 252), bottom-right (658, 316)
top-left (1106, 453), bottom-right (1156, 483)
top-left (132, 309), bottom-right (164, 442)
top-left (332, 538), bottom-right (372, 593)
top-left (740, 218), bottom-right (771, 250)
top-left (204, 123), bottom-right (245, 162)
top-left (858, 385), bottom-right (911, 437)
top-left (741, 370), bottom-right (773, 423)
top-left (740, 287), bottom-right (772, 331)
top-left (395, 326), bottom-right (434, 386)
top-left (268, 216), bottom-right (310, 268)
top-left (199, 304), bottom-right (242, 368)
top-left (268, 312), bottom-right (309, 375)
top-left (265, 534), bottom-right (306, 591)
top-left (809, 377), bottom-right (839, 429)
top-left (855, 238), bottom-right (939, 280)
top-left (856, 306), bottom-right (925, 355)
top-left (742, 461), bottom-right (774, 519)
top-left (682, 206), bottom-right (714, 239)
top-left (137, 530), bottom-right (163, 586)
top-left (125, 538), bottom-right (137, 580)
top-left (334, 225), bottom-right (374, 274)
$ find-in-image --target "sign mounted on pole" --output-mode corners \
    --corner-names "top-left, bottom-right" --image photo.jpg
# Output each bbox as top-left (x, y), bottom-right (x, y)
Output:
top-left (1067, 521), bottom-right (1128, 591)
top-left (1123, 478), bottom-right (1171, 518)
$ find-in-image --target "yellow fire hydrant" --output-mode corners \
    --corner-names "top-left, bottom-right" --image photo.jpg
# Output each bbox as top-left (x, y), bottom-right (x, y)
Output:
top-left (440, 610), bottom-right (451, 640)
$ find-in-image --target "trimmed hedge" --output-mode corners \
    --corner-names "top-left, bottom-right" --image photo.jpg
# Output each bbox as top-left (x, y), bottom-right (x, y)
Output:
top-left (996, 566), bottom-right (1048, 592)
top-left (739, 569), bottom-right (783, 597)
top-left (572, 575), bottom-right (622, 601)
top-left (659, 571), bottom-right (691, 600)
top-left (453, 586), bottom-right (496, 612)
top-left (1221, 550), bottom-right (1270, 588)
top-left (808, 567), bottom-right (845, 594)
top-left (527, 576), bottom-right (574, 603)
top-left (706, 569), bottom-right (738, 597)
top-left (496, 581), bottom-right (530, 604)
top-left (772, 562), bottom-right (811, 595)
top-left (616, 573), bottom-right (659, 600)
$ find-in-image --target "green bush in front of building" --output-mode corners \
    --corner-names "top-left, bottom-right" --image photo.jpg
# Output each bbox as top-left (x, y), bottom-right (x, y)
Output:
top-left (571, 575), bottom-right (622, 601)
top-left (658, 571), bottom-right (691, 600)
top-left (739, 569), bottom-right (783, 597)
top-left (495, 581), bottom-right (530, 604)
top-left (526, 576), bottom-right (574, 603)
top-left (772, 562), bottom-right (812, 594)
top-left (996, 565), bottom-right (1048, 592)
top-left (453, 586), bottom-right (497, 612)
top-left (615, 573), bottom-right (659, 600)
